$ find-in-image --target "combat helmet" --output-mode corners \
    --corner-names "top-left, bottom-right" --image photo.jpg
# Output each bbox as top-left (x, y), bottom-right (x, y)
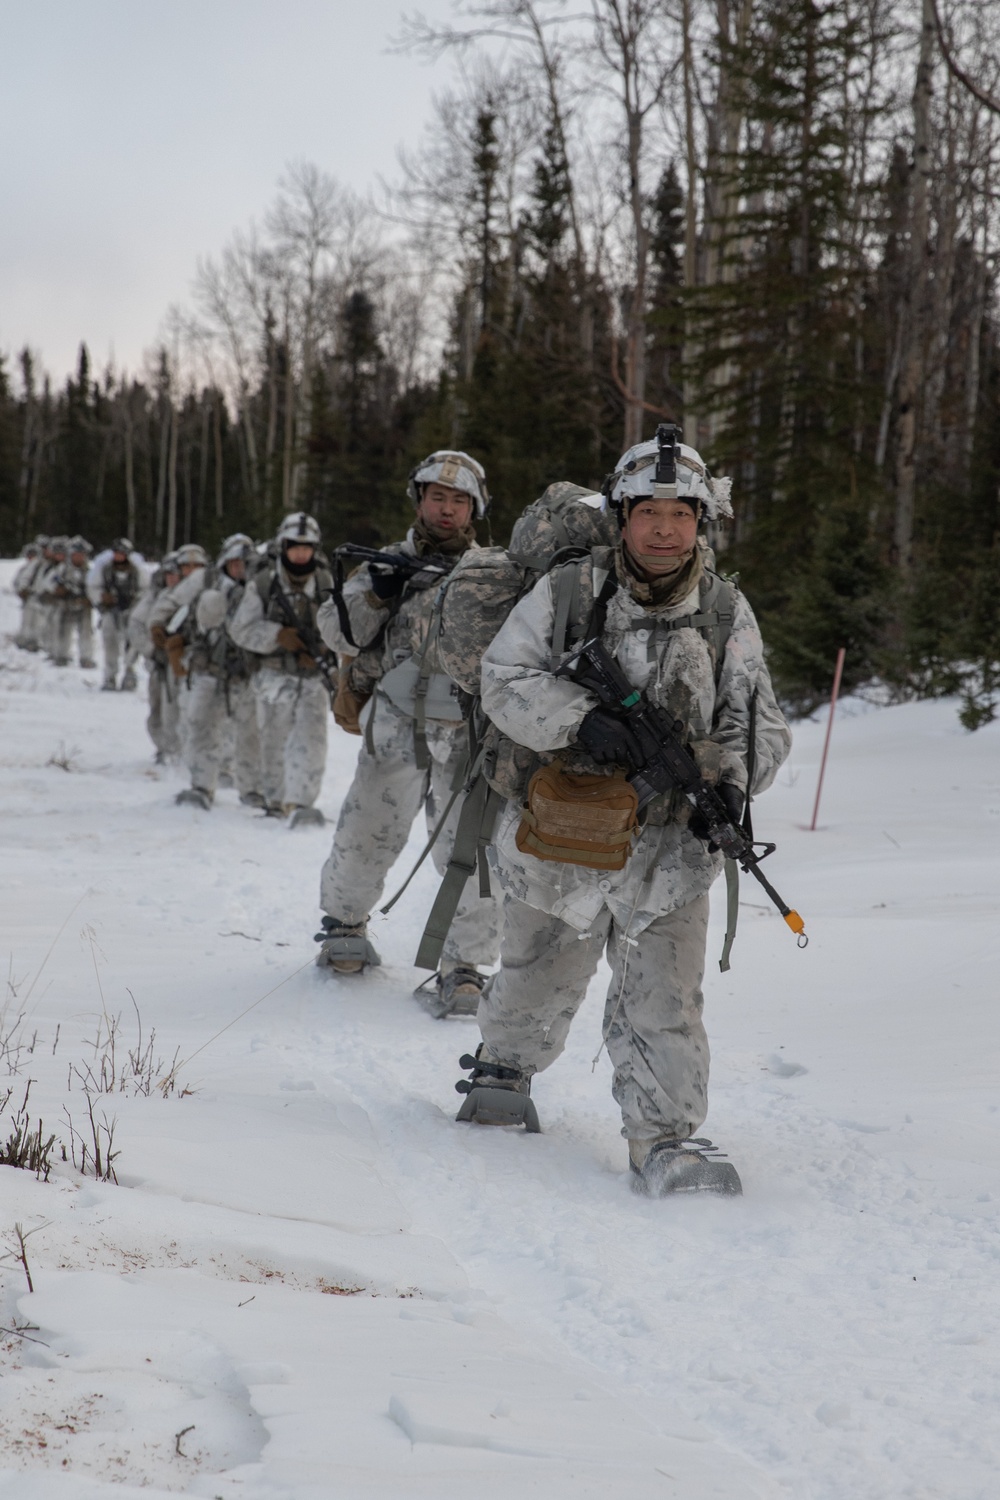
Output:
top-left (602, 424), bottom-right (733, 525)
top-left (406, 451), bottom-right (490, 519)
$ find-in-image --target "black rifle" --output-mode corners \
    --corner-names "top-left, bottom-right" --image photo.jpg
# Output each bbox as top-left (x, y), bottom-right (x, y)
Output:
top-left (329, 544), bottom-right (454, 651)
top-left (556, 637), bottom-right (807, 947)
top-left (269, 577), bottom-right (338, 700)
top-left (334, 543), bottom-right (451, 590)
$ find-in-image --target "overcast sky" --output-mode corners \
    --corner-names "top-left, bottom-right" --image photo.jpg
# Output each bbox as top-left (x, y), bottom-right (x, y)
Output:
top-left (0, 0), bottom-right (455, 387)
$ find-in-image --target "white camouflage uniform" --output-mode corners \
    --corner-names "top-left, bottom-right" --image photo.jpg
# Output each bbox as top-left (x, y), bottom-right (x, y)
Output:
top-left (14, 551), bottom-right (45, 649)
top-left (479, 552), bottom-right (791, 1145)
top-left (90, 557), bottom-right (145, 688)
top-left (316, 529), bottom-right (501, 971)
top-left (45, 557), bottom-right (96, 667)
top-left (229, 561), bottom-right (329, 812)
top-left (181, 574), bottom-right (262, 800)
top-left (130, 579), bottom-right (182, 760)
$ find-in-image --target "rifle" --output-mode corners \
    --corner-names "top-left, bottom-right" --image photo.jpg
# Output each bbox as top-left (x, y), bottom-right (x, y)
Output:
top-left (334, 543), bottom-right (451, 590)
top-left (329, 544), bottom-right (453, 652)
top-left (555, 637), bottom-right (807, 949)
top-left (269, 576), bottom-right (338, 700)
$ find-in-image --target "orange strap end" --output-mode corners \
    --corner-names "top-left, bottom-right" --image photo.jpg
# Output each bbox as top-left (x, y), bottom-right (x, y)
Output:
top-left (784, 910), bottom-right (805, 937)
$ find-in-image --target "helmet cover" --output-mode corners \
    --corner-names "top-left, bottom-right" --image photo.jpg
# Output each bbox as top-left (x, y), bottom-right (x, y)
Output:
top-left (406, 451), bottom-right (490, 519)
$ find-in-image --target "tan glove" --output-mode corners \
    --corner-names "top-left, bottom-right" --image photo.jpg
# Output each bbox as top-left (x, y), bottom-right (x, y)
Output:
top-left (165, 633), bottom-right (187, 678)
top-left (276, 625), bottom-right (305, 653)
top-left (150, 623), bottom-right (168, 651)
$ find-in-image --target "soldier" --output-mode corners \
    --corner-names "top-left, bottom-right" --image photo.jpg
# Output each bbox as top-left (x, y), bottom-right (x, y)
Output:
top-left (459, 430), bottom-right (792, 1196)
top-left (46, 536), bottom-right (97, 668)
top-left (92, 537), bottom-right (145, 690)
top-left (33, 537), bottom-right (68, 658)
top-left (148, 543), bottom-right (210, 762)
top-left (130, 553), bottom-right (183, 763)
top-left (174, 534), bottom-right (264, 811)
top-left (13, 539), bottom-right (45, 650)
top-left (313, 450), bottom-right (501, 1018)
top-left (229, 513), bottom-right (332, 827)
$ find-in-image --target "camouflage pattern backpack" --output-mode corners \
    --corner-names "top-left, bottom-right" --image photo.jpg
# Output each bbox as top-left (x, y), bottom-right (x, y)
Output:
top-left (437, 481), bottom-right (617, 694)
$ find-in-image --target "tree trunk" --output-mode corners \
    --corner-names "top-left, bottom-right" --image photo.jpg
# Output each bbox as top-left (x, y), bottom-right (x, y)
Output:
top-left (123, 391), bottom-right (137, 542)
top-left (893, 0), bottom-right (935, 575)
top-left (213, 392), bottom-right (225, 520)
top-left (166, 403), bottom-right (179, 553)
top-left (681, 0), bottom-right (699, 448)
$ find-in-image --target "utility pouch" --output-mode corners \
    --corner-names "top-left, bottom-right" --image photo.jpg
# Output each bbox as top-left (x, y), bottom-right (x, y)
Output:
top-left (378, 657), bottom-right (465, 723)
top-left (333, 667), bottom-right (371, 735)
top-left (516, 762), bottom-right (639, 871)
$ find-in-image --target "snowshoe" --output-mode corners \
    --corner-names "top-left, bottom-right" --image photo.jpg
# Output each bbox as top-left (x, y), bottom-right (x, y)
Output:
top-left (314, 916), bottom-right (381, 974)
top-left (288, 805), bottom-right (326, 829)
top-left (263, 802), bottom-right (286, 818)
top-left (121, 669), bottom-right (138, 691)
top-left (101, 679), bottom-right (117, 692)
top-left (629, 1138), bottom-right (742, 1198)
top-left (415, 966), bottom-right (485, 1019)
top-left (455, 1048), bottom-right (540, 1132)
top-left (80, 658), bottom-right (97, 669)
top-left (239, 791), bottom-right (267, 809)
top-left (176, 786), bottom-right (213, 811)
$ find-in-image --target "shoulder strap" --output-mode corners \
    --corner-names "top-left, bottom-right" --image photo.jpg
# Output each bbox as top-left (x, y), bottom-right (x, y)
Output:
top-left (549, 559), bottom-right (584, 670)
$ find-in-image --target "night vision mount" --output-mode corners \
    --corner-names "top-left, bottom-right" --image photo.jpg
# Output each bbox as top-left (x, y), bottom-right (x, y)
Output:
top-left (653, 422), bottom-right (681, 500)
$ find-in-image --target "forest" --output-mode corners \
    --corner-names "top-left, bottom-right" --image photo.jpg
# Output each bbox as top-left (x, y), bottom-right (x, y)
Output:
top-left (1, 0), bottom-right (998, 718)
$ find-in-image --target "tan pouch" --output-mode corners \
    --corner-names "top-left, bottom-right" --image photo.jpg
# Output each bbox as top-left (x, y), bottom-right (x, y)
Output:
top-left (516, 762), bottom-right (639, 871)
top-left (333, 667), bottom-right (371, 735)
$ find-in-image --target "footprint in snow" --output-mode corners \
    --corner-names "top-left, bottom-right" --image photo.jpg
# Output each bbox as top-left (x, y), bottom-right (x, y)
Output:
top-left (766, 1053), bottom-right (808, 1077)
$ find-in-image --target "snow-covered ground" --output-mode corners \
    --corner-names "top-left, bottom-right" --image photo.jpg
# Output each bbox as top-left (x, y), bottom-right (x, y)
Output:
top-left (1, 558), bottom-right (998, 1500)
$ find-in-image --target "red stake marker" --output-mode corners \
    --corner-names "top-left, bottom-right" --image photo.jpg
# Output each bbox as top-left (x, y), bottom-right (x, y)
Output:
top-left (810, 646), bottom-right (846, 831)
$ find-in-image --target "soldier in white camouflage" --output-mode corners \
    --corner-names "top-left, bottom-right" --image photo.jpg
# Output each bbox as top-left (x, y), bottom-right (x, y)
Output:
top-left (33, 537), bottom-right (69, 658)
top-left (460, 430), bottom-right (792, 1196)
top-left (228, 513), bottom-right (332, 827)
top-left (14, 540), bottom-right (47, 650)
top-left (45, 536), bottom-right (97, 668)
top-left (313, 451), bottom-right (501, 1016)
top-left (173, 534), bottom-right (263, 811)
top-left (131, 553), bottom-right (184, 763)
top-left (91, 537), bottom-right (145, 690)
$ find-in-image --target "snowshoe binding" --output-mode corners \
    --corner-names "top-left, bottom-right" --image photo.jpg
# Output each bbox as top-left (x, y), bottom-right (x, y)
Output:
top-left (239, 790), bottom-right (267, 809)
top-left (314, 916), bottom-right (382, 974)
top-left (629, 1138), bottom-right (742, 1198)
top-left (415, 965), bottom-right (485, 1019)
top-left (176, 786), bottom-right (213, 810)
top-left (455, 1047), bottom-right (540, 1132)
top-left (288, 805), bottom-right (326, 829)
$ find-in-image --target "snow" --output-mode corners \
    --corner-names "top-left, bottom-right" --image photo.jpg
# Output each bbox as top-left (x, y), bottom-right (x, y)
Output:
top-left (1, 558), bottom-right (998, 1499)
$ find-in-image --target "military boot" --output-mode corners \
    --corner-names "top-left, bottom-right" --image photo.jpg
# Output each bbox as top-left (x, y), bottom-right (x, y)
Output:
top-left (314, 916), bottom-right (381, 974)
top-left (629, 1137), bottom-right (742, 1197)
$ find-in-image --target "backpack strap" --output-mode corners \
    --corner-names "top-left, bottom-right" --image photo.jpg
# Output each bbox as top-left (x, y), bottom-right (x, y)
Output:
top-left (621, 572), bottom-right (735, 681)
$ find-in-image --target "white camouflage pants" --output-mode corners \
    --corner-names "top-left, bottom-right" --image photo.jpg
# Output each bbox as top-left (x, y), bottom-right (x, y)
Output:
top-left (254, 668), bottom-right (328, 810)
top-left (17, 596), bottom-right (43, 649)
top-left (147, 664), bottom-right (182, 759)
top-left (478, 891), bottom-right (711, 1143)
top-left (100, 613), bottom-right (139, 686)
top-left (320, 694), bottom-right (501, 969)
top-left (181, 672), bottom-right (262, 797)
top-left (51, 605), bottom-right (94, 666)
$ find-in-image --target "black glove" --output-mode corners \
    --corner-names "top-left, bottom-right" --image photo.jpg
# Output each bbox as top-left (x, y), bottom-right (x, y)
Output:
top-left (368, 565), bottom-right (405, 602)
top-left (575, 706), bottom-right (645, 770)
top-left (689, 780), bottom-right (745, 849)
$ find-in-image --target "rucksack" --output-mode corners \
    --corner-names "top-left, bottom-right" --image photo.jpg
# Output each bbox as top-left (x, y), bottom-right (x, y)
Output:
top-left (436, 481), bottom-right (616, 695)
